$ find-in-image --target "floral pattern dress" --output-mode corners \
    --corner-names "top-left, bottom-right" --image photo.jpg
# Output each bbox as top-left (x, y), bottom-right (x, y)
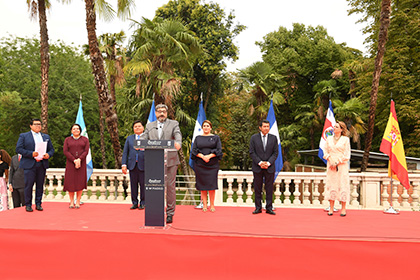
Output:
top-left (323, 136), bottom-right (351, 202)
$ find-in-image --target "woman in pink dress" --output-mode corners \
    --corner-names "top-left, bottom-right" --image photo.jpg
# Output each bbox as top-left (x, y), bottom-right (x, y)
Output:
top-left (323, 121), bottom-right (351, 217)
top-left (0, 149), bottom-right (12, 211)
top-left (63, 124), bottom-right (90, 209)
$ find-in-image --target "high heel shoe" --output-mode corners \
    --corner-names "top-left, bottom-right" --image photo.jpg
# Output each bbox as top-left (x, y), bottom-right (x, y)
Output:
top-left (210, 207), bottom-right (215, 212)
top-left (340, 213), bottom-right (346, 217)
top-left (327, 212), bottom-right (333, 216)
top-left (69, 205), bottom-right (75, 209)
top-left (202, 207), bottom-right (207, 212)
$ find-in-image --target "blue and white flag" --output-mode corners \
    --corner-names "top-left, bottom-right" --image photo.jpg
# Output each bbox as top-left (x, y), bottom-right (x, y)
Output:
top-left (318, 100), bottom-right (336, 165)
top-left (189, 100), bottom-right (207, 170)
top-left (75, 100), bottom-right (93, 182)
top-left (147, 100), bottom-right (157, 124)
top-left (267, 100), bottom-right (283, 181)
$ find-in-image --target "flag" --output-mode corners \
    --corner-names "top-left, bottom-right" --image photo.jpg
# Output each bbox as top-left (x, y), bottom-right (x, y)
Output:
top-left (318, 100), bottom-right (336, 164)
top-left (75, 100), bottom-right (93, 182)
top-left (267, 100), bottom-right (283, 181)
top-left (379, 100), bottom-right (410, 189)
top-left (147, 100), bottom-right (157, 124)
top-left (189, 100), bottom-right (207, 170)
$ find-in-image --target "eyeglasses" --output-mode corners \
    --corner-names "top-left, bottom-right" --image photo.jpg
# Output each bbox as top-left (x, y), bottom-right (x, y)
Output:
top-left (156, 110), bottom-right (167, 113)
top-left (32, 123), bottom-right (42, 126)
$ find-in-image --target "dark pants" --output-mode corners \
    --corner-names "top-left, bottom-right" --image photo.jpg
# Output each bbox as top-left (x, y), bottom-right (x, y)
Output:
top-left (12, 188), bottom-right (25, 208)
top-left (24, 161), bottom-right (46, 207)
top-left (129, 163), bottom-right (145, 206)
top-left (253, 170), bottom-right (274, 211)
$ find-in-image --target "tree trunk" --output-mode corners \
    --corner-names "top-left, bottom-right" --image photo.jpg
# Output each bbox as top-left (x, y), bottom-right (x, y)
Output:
top-left (98, 100), bottom-right (107, 169)
top-left (38, 0), bottom-right (49, 134)
top-left (360, 0), bottom-right (391, 172)
top-left (85, 0), bottom-right (122, 168)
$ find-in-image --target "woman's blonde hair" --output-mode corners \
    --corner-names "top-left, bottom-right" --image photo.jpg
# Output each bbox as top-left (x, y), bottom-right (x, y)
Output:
top-left (337, 121), bottom-right (349, 136)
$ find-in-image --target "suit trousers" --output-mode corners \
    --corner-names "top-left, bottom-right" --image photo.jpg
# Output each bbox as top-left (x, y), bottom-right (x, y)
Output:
top-left (24, 161), bottom-right (46, 207)
top-left (12, 188), bottom-right (25, 208)
top-left (165, 165), bottom-right (177, 216)
top-left (129, 163), bottom-right (145, 206)
top-left (253, 170), bottom-right (275, 211)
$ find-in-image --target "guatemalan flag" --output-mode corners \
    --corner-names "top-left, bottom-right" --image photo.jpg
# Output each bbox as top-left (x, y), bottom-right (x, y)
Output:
top-left (147, 100), bottom-right (157, 124)
top-left (189, 100), bottom-right (207, 170)
top-left (75, 100), bottom-right (93, 182)
top-left (318, 100), bottom-right (336, 164)
top-left (267, 100), bottom-right (283, 181)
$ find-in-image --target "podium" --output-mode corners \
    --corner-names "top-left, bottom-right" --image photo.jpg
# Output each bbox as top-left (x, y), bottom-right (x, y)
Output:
top-left (136, 139), bottom-right (174, 227)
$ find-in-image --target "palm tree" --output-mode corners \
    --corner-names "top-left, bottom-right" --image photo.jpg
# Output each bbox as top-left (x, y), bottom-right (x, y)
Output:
top-left (82, 0), bottom-right (134, 168)
top-left (125, 17), bottom-right (202, 201)
top-left (238, 62), bottom-right (285, 120)
top-left (26, 0), bottom-right (51, 133)
top-left (126, 17), bottom-right (202, 112)
top-left (333, 98), bottom-right (368, 150)
top-left (361, 0), bottom-right (392, 171)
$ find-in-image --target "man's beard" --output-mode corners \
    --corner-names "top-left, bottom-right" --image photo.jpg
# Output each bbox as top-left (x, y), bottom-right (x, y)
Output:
top-left (157, 116), bottom-right (167, 122)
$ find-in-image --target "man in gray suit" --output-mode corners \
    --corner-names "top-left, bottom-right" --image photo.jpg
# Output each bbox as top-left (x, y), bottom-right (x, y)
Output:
top-left (8, 154), bottom-right (25, 208)
top-left (141, 104), bottom-right (182, 224)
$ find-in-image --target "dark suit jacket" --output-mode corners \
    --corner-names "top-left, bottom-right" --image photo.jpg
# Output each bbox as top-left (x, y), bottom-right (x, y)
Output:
top-left (16, 131), bottom-right (54, 170)
top-left (122, 134), bottom-right (145, 171)
top-left (249, 133), bottom-right (279, 173)
top-left (8, 154), bottom-right (25, 189)
top-left (141, 119), bottom-right (182, 167)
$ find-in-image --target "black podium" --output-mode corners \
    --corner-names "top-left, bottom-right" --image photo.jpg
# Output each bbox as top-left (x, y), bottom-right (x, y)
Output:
top-left (136, 139), bottom-right (174, 227)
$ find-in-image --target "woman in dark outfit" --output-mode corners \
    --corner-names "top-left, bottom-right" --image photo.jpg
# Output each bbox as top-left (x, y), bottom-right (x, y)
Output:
top-left (63, 124), bottom-right (89, 209)
top-left (191, 120), bottom-right (222, 212)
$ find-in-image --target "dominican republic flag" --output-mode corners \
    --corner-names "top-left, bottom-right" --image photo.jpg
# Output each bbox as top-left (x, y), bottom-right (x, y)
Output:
top-left (267, 100), bottom-right (283, 181)
top-left (147, 100), bottom-right (157, 124)
top-left (318, 100), bottom-right (336, 164)
top-left (189, 100), bottom-right (207, 170)
top-left (75, 100), bottom-right (93, 182)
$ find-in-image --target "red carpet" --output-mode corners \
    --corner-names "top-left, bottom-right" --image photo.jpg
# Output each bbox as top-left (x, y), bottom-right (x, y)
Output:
top-left (1, 203), bottom-right (419, 279)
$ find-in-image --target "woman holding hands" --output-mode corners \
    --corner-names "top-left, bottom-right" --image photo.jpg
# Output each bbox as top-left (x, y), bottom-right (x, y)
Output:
top-left (323, 121), bottom-right (351, 216)
top-left (191, 120), bottom-right (222, 212)
top-left (63, 124), bottom-right (90, 209)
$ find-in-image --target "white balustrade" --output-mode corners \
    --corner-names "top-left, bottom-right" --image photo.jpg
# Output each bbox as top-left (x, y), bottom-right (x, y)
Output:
top-left (34, 169), bottom-right (420, 211)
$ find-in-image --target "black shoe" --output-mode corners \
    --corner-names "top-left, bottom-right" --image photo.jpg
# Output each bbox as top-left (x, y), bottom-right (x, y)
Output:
top-left (340, 213), bottom-right (347, 217)
top-left (26, 206), bottom-right (33, 212)
top-left (139, 204), bottom-right (145, 210)
top-left (252, 208), bottom-right (262, 214)
top-left (166, 215), bottom-right (173, 224)
top-left (328, 212), bottom-right (333, 216)
top-left (266, 209), bottom-right (276, 215)
top-left (130, 205), bottom-right (138, 210)
top-left (35, 205), bottom-right (43, 211)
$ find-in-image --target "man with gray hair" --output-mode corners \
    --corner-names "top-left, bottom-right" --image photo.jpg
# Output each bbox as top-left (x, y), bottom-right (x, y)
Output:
top-left (140, 104), bottom-right (182, 224)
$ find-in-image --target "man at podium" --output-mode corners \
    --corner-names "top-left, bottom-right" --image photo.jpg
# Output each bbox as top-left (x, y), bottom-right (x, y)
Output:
top-left (141, 104), bottom-right (182, 224)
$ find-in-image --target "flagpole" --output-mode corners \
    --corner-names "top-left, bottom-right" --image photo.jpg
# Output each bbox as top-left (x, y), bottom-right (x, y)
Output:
top-left (384, 96), bottom-right (399, 214)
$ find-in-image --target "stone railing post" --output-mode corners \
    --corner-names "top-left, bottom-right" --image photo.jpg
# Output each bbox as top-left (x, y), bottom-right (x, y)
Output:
top-left (359, 173), bottom-right (382, 209)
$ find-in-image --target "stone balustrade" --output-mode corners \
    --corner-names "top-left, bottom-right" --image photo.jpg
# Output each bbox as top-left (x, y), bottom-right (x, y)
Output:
top-left (12, 169), bottom-right (419, 211)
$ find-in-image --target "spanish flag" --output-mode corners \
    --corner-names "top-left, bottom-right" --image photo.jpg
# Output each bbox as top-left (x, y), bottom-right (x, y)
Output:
top-left (379, 100), bottom-right (410, 189)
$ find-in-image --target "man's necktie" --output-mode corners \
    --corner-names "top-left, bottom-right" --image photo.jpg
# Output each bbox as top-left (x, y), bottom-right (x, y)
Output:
top-left (262, 135), bottom-right (266, 151)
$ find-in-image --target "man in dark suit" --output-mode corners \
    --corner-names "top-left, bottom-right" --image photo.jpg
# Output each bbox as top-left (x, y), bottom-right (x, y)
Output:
top-left (249, 119), bottom-right (279, 215)
top-left (16, 119), bottom-right (54, 212)
top-left (122, 120), bottom-right (145, 210)
top-left (8, 154), bottom-right (25, 208)
top-left (140, 104), bottom-right (182, 224)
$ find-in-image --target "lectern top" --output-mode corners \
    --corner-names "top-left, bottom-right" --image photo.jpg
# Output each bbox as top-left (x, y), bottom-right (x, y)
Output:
top-left (135, 139), bottom-right (174, 149)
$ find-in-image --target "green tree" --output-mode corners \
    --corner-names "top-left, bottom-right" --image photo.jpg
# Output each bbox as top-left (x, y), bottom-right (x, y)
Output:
top-left (0, 37), bottom-right (111, 168)
top-left (155, 0), bottom-right (246, 112)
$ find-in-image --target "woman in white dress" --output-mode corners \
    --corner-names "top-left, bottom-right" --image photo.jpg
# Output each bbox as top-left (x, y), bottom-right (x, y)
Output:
top-left (323, 121), bottom-right (351, 217)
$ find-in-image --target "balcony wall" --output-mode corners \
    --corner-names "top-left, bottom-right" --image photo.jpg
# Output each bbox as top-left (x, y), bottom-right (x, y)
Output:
top-left (14, 168), bottom-right (418, 211)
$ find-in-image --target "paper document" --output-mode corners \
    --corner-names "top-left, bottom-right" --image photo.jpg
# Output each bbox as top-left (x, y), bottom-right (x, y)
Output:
top-left (35, 141), bottom-right (47, 161)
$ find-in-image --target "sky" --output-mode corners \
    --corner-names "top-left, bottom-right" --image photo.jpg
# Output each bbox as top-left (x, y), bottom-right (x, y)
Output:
top-left (0, 0), bottom-right (367, 72)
